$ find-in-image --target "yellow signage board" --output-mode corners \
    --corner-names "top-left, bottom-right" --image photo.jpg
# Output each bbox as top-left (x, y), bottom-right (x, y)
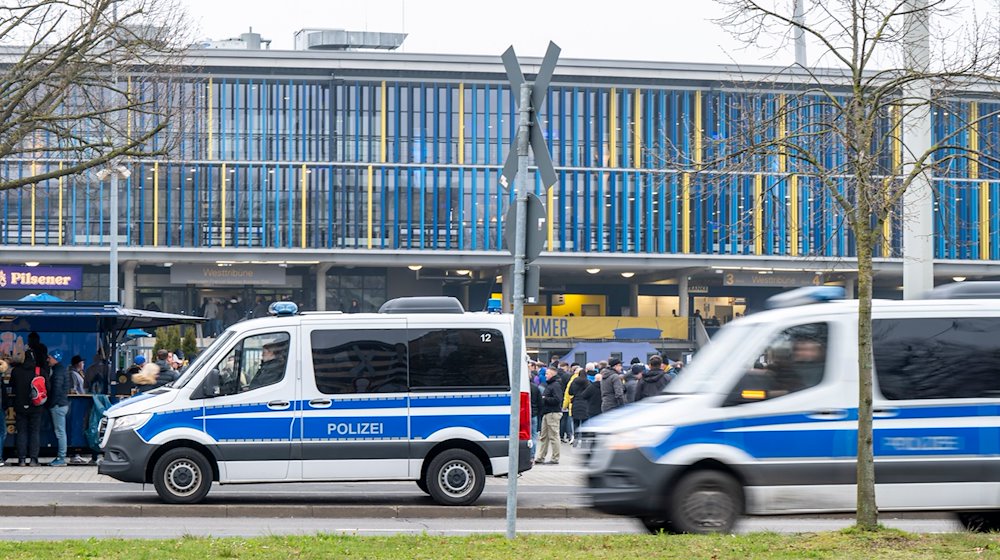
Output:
top-left (524, 316), bottom-right (688, 340)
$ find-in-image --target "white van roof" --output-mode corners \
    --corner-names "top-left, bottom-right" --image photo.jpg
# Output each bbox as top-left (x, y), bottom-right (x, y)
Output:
top-left (738, 298), bottom-right (1000, 326)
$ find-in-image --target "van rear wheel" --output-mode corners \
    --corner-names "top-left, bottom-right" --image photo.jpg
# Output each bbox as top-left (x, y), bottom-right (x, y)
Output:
top-left (668, 470), bottom-right (742, 534)
top-left (153, 448), bottom-right (212, 504)
top-left (425, 449), bottom-right (485, 506)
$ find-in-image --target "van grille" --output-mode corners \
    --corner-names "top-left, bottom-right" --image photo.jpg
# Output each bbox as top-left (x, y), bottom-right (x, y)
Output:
top-left (98, 417), bottom-right (108, 443)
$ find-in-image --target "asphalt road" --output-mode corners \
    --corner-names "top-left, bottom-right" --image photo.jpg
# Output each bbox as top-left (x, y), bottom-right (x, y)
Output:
top-left (0, 515), bottom-right (964, 541)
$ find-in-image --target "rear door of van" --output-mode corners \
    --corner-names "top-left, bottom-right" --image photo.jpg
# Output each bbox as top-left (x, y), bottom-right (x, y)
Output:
top-left (871, 313), bottom-right (1000, 510)
top-left (299, 318), bottom-right (410, 480)
top-left (407, 317), bottom-right (513, 473)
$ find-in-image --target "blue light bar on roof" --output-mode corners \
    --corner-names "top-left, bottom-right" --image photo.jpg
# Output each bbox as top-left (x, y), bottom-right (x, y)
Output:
top-left (765, 286), bottom-right (845, 309)
top-left (268, 301), bottom-right (298, 316)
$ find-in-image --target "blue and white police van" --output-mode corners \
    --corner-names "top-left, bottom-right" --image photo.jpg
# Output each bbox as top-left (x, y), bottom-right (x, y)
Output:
top-left (98, 297), bottom-right (532, 505)
top-left (581, 284), bottom-right (1000, 533)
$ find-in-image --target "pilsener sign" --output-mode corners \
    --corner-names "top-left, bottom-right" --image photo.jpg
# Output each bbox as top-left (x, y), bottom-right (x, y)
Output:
top-left (0, 265), bottom-right (83, 290)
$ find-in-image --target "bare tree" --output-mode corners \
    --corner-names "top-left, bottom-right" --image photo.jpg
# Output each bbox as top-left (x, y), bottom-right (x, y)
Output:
top-left (0, 0), bottom-right (190, 192)
top-left (712, 0), bottom-right (1000, 530)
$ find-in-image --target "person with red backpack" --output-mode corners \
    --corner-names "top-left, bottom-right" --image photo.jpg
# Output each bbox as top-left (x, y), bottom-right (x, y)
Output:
top-left (11, 347), bottom-right (44, 467)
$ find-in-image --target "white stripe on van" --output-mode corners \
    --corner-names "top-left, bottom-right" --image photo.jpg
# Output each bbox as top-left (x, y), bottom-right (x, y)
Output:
top-left (718, 415), bottom-right (1000, 434)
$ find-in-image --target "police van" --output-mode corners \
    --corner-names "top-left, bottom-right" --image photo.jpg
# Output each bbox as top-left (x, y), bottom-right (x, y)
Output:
top-left (98, 297), bottom-right (532, 505)
top-left (581, 284), bottom-right (1000, 533)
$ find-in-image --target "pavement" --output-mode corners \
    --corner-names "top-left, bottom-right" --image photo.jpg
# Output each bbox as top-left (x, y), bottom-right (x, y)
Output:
top-left (0, 440), bottom-right (602, 519)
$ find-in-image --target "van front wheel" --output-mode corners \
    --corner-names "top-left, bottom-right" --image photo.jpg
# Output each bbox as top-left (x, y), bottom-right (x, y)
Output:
top-left (416, 478), bottom-right (429, 495)
top-left (425, 449), bottom-right (485, 506)
top-left (153, 448), bottom-right (212, 504)
top-left (668, 470), bottom-right (742, 534)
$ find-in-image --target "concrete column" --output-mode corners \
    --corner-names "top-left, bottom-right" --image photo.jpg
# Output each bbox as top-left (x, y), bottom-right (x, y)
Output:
top-left (460, 283), bottom-right (471, 311)
top-left (628, 283), bottom-right (639, 317)
top-left (315, 263), bottom-right (333, 311)
top-left (678, 275), bottom-right (690, 317)
top-left (793, 0), bottom-right (806, 67)
top-left (844, 274), bottom-right (856, 299)
top-left (122, 261), bottom-right (137, 308)
top-left (902, 0), bottom-right (934, 299)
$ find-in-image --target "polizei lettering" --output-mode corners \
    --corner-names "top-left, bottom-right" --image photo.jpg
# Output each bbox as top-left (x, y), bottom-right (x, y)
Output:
top-left (882, 436), bottom-right (960, 452)
top-left (327, 422), bottom-right (384, 436)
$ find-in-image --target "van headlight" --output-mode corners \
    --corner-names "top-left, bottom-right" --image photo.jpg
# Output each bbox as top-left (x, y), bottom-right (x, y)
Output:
top-left (111, 413), bottom-right (152, 432)
top-left (608, 425), bottom-right (674, 451)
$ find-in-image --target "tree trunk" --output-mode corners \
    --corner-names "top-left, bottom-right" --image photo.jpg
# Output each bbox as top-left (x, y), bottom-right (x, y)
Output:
top-left (855, 224), bottom-right (878, 530)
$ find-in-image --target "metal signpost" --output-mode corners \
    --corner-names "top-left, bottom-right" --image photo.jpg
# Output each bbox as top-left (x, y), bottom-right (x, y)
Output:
top-left (501, 41), bottom-right (560, 540)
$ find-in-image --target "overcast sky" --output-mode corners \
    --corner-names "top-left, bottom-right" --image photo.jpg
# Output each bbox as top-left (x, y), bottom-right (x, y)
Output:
top-left (179, 0), bottom-right (784, 64)
top-left (179, 0), bottom-right (997, 66)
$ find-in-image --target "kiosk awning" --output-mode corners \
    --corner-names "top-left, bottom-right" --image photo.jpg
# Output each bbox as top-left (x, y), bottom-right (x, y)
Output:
top-left (0, 301), bottom-right (205, 333)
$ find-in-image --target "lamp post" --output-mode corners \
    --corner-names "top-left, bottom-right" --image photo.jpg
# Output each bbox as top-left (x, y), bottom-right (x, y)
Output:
top-left (96, 165), bottom-right (130, 303)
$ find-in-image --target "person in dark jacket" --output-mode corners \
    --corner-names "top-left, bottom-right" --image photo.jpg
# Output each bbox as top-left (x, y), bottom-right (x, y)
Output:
top-left (85, 351), bottom-right (109, 394)
top-left (249, 340), bottom-right (288, 390)
top-left (528, 376), bottom-right (541, 462)
top-left (152, 349), bottom-right (179, 389)
top-left (600, 358), bottom-right (626, 413)
top-left (568, 372), bottom-right (593, 435)
top-left (0, 357), bottom-right (10, 466)
top-left (46, 350), bottom-right (70, 466)
top-left (11, 350), bottom-right (42, 466)
top-left (27, 331), bottom-right (49, 378)
top-left (624, 362), bottom-right (643, 404)
top-left (582, 372), bottom-right (603, 421)
top-left (536, 368), bottom-right (563, 465)
top-left (636, 355), bottom-right (670, 401)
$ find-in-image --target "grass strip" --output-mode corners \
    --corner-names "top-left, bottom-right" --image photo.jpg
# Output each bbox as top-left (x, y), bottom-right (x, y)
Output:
top-left (1, 528), bottom-right (1000, 559)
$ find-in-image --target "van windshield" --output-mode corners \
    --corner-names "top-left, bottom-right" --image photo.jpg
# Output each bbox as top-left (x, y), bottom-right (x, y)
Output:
top-left (174, 330), bottom-right (235, 389)
top-left (666, 323), bottom-right (755, 395)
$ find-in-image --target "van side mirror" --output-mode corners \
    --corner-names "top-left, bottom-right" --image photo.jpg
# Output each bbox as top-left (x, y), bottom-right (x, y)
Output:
top-left (199, 369), bottom-right (221, 399)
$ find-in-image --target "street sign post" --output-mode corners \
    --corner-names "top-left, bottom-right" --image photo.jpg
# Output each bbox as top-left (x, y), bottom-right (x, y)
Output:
top-left (502, 41), bottom-right (560, 540)
top-left (502, 192), bottom-right (546, 263)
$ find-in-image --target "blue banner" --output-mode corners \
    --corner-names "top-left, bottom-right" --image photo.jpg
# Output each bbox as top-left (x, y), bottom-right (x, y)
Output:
top-left (0, 265), bottom-right (83, 290)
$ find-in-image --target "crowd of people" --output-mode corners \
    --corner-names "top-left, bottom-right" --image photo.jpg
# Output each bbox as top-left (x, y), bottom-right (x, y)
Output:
top-left (528, 355), bottom-right (684, 465)
top-left (0, 332), bottom-right (112, 467)
top-left (126, 349), bottom-right (184, 394)
top-left (197, 296), bottom-right (273, 337)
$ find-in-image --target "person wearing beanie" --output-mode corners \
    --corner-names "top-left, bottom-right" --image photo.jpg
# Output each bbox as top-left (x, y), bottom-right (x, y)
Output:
top-left (47, 350), bottom-right (70, 466)
top-left (600, 358), bottom-right (626, 413)
top-left (624, 362), bottom-right (644, 404)
top-left (69, 355), bottom-right (86, 394)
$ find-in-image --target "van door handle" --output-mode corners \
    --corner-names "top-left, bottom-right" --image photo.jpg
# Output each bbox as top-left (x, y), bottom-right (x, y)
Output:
top-left (873, 408), bottom-right (899, 418)
top-left (807, 409), bottom-right (848, 420)
top-left (309, 399), bottom-right (332, 408)
top-left (267, 400), bottom-right (290, 410)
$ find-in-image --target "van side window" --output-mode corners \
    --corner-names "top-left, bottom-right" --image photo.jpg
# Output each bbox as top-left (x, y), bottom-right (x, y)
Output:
top-left (723, 323), bottom-right (828, 406)
top-left (409, 328), bottom-right (509, 391)
top-left (874, 317), bottom-right (1000, 399)
top-left (216, 332), bottom-right (289, 395)
top-left (311, 330), bottom-right (408, 394)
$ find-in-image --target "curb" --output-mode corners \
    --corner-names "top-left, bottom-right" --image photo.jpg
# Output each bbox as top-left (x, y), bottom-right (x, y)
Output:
top-left (21, 504), bottom-right (615, 519)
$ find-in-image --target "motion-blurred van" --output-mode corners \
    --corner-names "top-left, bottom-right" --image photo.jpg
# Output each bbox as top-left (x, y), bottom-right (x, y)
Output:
top-left (581, 284), bottom-right (1000, 533)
